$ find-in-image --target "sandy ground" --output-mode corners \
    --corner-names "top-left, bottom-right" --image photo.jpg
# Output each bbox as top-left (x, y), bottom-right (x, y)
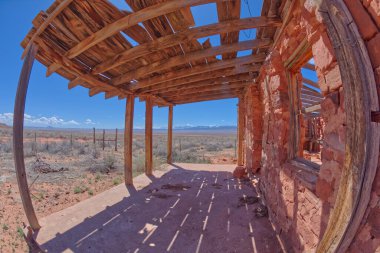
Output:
top-left (33, 163), bottom-right (284, 253)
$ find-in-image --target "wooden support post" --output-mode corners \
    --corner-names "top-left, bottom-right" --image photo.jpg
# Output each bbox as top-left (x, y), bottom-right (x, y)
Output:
top-left (124, 95), bottom-right (134, 185)
top-left (237, 97), bottom-right (245, 166)
top-left (115, 128), bottom-right (118, 151)
top-left (145, 98), bottom-right (153, 175)
top-left (167, 105), bottom-right (173, 163)
top-left (13, 43), bottom-right (40, 230)
top-left (93, 127), bottom-right (95, 144)
top-left (102, 129), bottom-right (105, 150)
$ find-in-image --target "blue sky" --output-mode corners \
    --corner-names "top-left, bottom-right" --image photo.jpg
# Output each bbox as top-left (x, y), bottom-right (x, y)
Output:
top-left (0, 0), bottom-right (263, 129)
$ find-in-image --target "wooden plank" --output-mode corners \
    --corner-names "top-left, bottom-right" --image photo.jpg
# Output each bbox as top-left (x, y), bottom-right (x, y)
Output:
top-left (217, 0), bottom-right (241, 59)
top-left (65, 0), bottom-right (223, 59)
top-left (301, 88), bottom-right (323, 98)
top-left (169, 90), bottom-right (243, 104)
top-left (160, 81), bottom-right (248, 98)
top-left (46, 62), bottom-right (61, 77)
top-left (303, 77), bottom-right (319, 89)
top-left (124, 95), bottom-right (134, 185)
top-left (152, 74), bottom-right (251, 95)
top-left (302, 62), bottom-right (316, 71)
top-left (167, 105), bottom-right (173, 163)
top-left (303, 104), bottom-right (321, 113)
top-left (237, 97), bottom-right (245, 166)
top-left (145, 98), bottom-right (153, 175)
top-left (91, 17), bottom-right (281, 74)
top-left (13, 43), bottom-right (41, 230)
top-left (137, 66), bottom-right (257, 94)
top-left (112, 39), bottom-right (271, 85)
top-left (21, 0), bottom-right (74, 59)
top-left (89, 87), bottom-right (103, 97)
top-left (126, 54), bottom-right (266, 90)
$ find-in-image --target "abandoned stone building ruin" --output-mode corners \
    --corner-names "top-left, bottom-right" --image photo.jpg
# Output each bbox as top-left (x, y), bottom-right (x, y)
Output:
top-left (14, 0), bottom-right (380, 252)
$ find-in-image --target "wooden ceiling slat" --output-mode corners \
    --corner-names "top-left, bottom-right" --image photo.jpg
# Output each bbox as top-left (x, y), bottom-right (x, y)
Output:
top-left (136, 66), bottom-right (257, 94)
top-left (113, 39), bottom-right (271, 86)
top-left (66, 0), bottom-right (219, 59)
top-left (168, 92), bottom-right (241, 105)
top-left (125, 54), bottom-right (265, 90)
top-left (217, 0), bottom-right (241, 59)
top-left (92, 17), bottom-right (280, 75)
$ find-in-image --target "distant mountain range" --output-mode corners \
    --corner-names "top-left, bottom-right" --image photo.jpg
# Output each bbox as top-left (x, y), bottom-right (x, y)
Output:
top-left (18, 125), bottom-right (237, 132)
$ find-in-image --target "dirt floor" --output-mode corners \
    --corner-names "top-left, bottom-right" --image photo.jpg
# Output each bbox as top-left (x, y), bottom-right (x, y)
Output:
top-left (0, 127), bottom-right (238, 252)
top-left (33, 163), bottom-right (284, 253)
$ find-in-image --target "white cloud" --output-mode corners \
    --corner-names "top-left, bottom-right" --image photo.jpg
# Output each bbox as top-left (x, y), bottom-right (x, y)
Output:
top-left (84, 119), bottom-right (96, 125)
top-left (0, 112), bottom-right (80, 127)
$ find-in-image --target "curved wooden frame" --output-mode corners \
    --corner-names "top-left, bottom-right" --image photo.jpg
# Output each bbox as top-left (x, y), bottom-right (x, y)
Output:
top-left (14, 43), bottom-right (41, 230)
top-left (316, 0), bottom-right (380, 252)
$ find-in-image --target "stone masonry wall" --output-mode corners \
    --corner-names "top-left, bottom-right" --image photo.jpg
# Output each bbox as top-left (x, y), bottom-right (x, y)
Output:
top-left (244, 85), bottom-right (263, 173)
top-left (256, 0), bottom-right (348, 251)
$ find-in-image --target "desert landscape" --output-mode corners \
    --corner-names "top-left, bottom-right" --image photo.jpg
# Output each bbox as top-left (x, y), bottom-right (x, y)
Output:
top-left (0, 124), bottom-right (237, 252)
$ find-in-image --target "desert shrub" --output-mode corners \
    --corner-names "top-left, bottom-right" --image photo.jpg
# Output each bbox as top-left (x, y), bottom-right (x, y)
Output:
top-left (205, 143), bottom-right (221, 152)
top-left (0, 142), bottom-right (12, 153)
top-left (133, 154), bottom-right (145, 173)
top-left (103, 154), bottom-right (116, 170)
top-left (92, 149), bottom-right (100, 159)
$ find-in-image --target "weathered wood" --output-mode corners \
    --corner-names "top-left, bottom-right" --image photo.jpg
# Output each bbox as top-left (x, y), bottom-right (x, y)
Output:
top-left (92, 16), bottom-right (281, 74)
top-left (145, 98), bottom-right (153, 175)
top-left (124, 95), bottom-right (134, 185)
top-left (302, 77), bottom-right (319, 89)
top-left (66, 0), bottom-right (226, 59)
top-left (21, 0), bottom-right (74, 59)
top-left (167, 105), bottom-right (173, 163)
top-left (113, 39), bottom-right (271, 85)
top-left (167, 93), bottom-right (239, 105)
top-left (302, 62), bottom-right (316, 71)
top-left (303, 104), bottom-right (321, 113)
top-left (237, 97), bottom-right (245, 166)
top-left (13, 43), bottom-right (41, 230)
top-left (137, 67), bottom-right (257, 94)
top-left (316, 0), bottom-right (380, 252)
top-left (115, 128), bottom-right (118, 151)
top-left (126, 54), bottom-right (266, 90)
top-left (102, 129), bottom-right (105, 150)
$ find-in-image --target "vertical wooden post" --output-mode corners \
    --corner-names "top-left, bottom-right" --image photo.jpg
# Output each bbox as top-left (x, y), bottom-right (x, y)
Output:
top-left (237, 97), bottom-right (245, 166)
top-left (125, 95), bottom-right (134, 185)
top-left (70, 133), bottom-right (73, 148)
top-left (115, 128), bottom-right (118, 151)
top-left (145, 98), bottom-right (153, 175)
top-left (93, 127), bottom-right (95, 144)
top-left (102, 129), bottom-right (105, 150)
top-left (167, 105), bottom-right (173, 163)
top-left (13, 43), bottom-right (40, 230)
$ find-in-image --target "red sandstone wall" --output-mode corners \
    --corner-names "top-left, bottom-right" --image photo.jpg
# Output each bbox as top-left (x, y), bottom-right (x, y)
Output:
top-left (244, 85), bottom-right (263, 173)
top-left (343, 1), bottom-right (380, 252)
top-left (257, 1), bottom-right (347, 252)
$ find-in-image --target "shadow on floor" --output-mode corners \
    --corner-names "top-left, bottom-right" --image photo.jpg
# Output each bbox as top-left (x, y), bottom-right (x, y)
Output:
top-left (37, 164), bottom-right (283, 253)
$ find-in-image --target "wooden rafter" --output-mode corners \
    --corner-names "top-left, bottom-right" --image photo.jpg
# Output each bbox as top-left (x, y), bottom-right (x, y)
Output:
top-left (65, 0), bottom-right (225, 59)
top-left (112, 39), bottom-right (271, 85)
top-left (92, 16), bottom-right (281, 75)
top-left (169, 92), bottom-right (241, 105)
top-left (125, 54), bottom-right (266, 90)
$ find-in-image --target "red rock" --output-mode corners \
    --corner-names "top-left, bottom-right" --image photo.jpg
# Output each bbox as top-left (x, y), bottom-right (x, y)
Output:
top-left (312, 32), bottom-right (336, 72)
top-left (367, 33), bottom-right (380, 68)
top-left (233, 166), bottom-right (247, 179)
top-left (315, 178), bottom-right (333, 202)
top-left (343, 0), bottom-right (377, 40)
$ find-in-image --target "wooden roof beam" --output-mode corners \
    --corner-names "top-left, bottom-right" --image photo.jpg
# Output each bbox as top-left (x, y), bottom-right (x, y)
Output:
top-left (152, 75), bottom-right (252, 95)
top-left (92, 16), bottom-right (281, 74)
top-left (137, 66), bottom-right (258, 94)
top-left (125, 54), bottom-right (265, 90)
top-left (113, 39), bottom-right (271, 85)
top-left (303, 77), bottom-right (319, 89)
top-left (65, 0), bottom-right (230, 59)
top-left (168, 92), bottom-right (242, 105)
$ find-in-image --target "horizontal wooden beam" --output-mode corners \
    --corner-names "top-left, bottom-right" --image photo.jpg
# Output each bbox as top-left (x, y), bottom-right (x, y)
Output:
top-left (126, 54), bottom-right (265, 90)
top-left (137, 66), bottom-right (258, 94)
top-left (303, 104), bottom-right (322, 113)
top-left (91, 16), bottom-right (281, 74)
top-left (66, 0), bottom-right (226, 59)
top-left (169, 92), bottom-right (241, 105)
top-left (303, 77), bottom-right (319, 89)
top-left (112, 39), bottom-right (271, 85)
top-left (303, 62), bottom-right (316, 71)
top-left (162, 83), bottom-right (248, 99)
top-left (301, 88), bottom-right (323, 98)
top-left (152, 74), bottom-right (252, 95)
